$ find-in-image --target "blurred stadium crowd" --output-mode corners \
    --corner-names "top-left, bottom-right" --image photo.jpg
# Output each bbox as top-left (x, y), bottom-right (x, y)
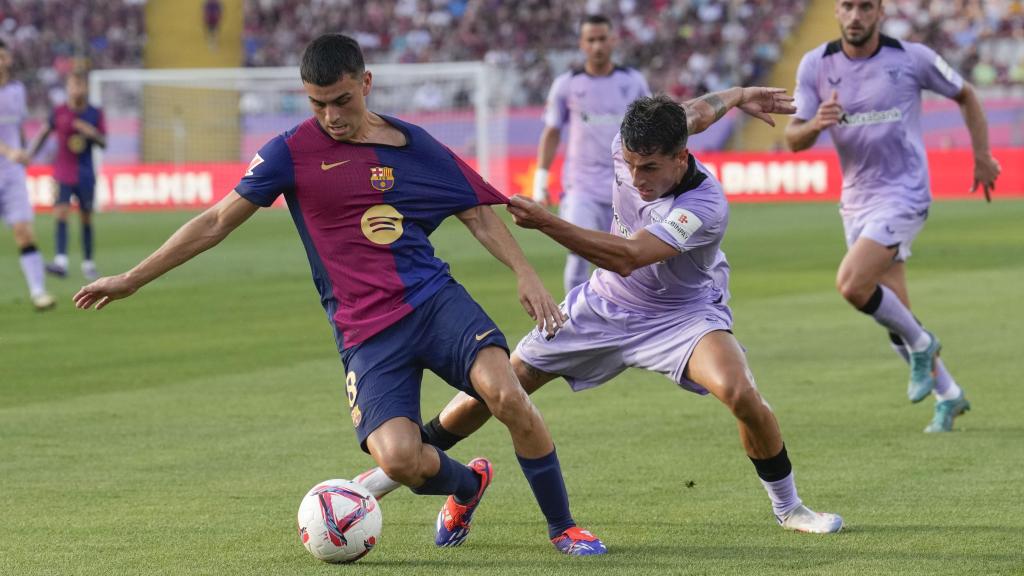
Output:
top-left (0, 0), bottom-right (1021, 116)
top-left (243, 0), bottom-right (805, 105)
top-left (0, 0), bottom-right (145, 114)
top-left (885, 0), bottom-right (1024, 87)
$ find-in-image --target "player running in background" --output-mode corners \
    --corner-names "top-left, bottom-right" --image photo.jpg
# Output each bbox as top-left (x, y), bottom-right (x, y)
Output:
top-left (533, 14), bottom-right (650, 294)
top-left (73, 33), bottom-right (606, 556)
top-left (355, 91), bottom-right (846, 535)
top-left (27, 71), bottom-right (106, 281)
top-left (784, 0), bottom-right (1000, 433)
top-left (0, 39), bottom-right (53, 311)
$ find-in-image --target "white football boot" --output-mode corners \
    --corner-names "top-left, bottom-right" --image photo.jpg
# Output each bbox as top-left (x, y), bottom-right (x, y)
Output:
top-left (777, 504), bottom-right (844, 533)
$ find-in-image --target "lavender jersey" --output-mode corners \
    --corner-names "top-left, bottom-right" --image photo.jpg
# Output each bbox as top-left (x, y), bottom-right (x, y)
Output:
top-left (0, 80), bottom-right (27, 175)
top-left (544, 66), bottom-right (649, 202)
top-left (794, 35), bottom-right (964, 213)
top-left (589, 134), bottom-right (730, 314)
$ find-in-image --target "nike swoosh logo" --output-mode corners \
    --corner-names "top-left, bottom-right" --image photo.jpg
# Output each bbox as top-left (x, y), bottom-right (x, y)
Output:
top-left (321, 159), bottom-right (351, 171)
top-left (475, 328), bottom-right (496, 341)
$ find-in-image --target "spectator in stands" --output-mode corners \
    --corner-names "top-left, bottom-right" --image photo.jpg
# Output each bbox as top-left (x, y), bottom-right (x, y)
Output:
top-left (0, 1), bottom-right (144, 115)
top-left (242, 0), bottom-right (805, 106)
top-left (204, 0), bottom-right (223, 47)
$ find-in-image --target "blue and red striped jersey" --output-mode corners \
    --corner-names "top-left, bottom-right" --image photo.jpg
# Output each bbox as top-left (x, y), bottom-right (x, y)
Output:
top-left (50, 103), bottom-right (105, 185)
top-left (234, 115), bottom-right (508, 349)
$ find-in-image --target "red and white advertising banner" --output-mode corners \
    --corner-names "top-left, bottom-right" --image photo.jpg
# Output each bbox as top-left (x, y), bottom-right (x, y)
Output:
top-left (27, 149), bottom-right (1021, 211)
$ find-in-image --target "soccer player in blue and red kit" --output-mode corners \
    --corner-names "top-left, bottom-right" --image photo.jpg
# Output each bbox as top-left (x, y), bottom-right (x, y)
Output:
top-left (785, 0), bottom-right (1000, 432)
top-left (73, 34), bottom-right (606, 555)
top-left (28, 71), bottom-right (106, 281)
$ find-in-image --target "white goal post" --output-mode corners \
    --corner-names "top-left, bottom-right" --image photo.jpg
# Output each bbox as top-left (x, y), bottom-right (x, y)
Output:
top-left (84, 62), bottom-right (508, 210)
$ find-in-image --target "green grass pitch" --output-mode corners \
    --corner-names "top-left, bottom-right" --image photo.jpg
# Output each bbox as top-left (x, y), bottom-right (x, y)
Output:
top-left (2, 200), bottom-right (1022, 575)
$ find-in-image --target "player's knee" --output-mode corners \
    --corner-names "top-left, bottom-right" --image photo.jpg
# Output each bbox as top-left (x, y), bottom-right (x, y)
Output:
top-left (374, 445), bottom-right (424, 485)
top-left (717, 376), bottom-right (762, 418)
top-left (483, 383), bottom-right (533, 424)
top-left (836, 274), bottom-right (870, 306)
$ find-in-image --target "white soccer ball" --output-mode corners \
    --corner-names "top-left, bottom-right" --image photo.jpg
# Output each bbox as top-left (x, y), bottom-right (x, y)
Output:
top-left (297, 479), bottom-right (382, 563)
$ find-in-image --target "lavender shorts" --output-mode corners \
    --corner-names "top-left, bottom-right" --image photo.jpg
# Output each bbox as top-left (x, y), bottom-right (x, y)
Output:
top-left (0, 168), bottom-right (31, 226)
top-left (841, 202), bottom-right (928, 262)
top-left (515, 282), bottom-right (733, 395)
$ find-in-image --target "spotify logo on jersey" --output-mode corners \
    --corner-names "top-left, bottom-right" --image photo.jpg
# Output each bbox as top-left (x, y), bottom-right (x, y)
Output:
top-left (360, 204), bottom-right (404, 245)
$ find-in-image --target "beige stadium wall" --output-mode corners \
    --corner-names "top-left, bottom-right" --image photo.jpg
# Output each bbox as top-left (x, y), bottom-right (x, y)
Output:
top-left (142, 0), bottom-right (244, 163)
top-left (730, 0), bottom-right (839, 151)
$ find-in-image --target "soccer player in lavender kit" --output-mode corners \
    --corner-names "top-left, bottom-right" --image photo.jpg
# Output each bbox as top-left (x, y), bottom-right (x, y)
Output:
top-left (785, 0), bottom-right (1001, 433)
top-left (0, 39), bottom-right (54, 311)
top-left (27, 71), bottom-right (106, 281)
top-left (72, 34), bottom-right (606, 555)
top-left (355, 92), bottom-right (845, 535)
top-left (533, 14), bottom-right (650, 294)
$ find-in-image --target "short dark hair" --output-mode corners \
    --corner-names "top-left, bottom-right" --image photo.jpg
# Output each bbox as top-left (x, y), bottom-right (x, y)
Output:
top-left (620, 95), bottom-right (689, 156)
top-left (300, 33), bottom-right (365, 86)
top-left (580, 14), bottom-right (612, 32)
top-left (0, 39), bottom-right (8, 50)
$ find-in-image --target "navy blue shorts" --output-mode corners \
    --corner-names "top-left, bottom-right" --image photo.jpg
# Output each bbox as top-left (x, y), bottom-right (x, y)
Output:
top-left (56, 182), bottom-right (95, 213)
top-left (340, 280), bottom-right (509, 452)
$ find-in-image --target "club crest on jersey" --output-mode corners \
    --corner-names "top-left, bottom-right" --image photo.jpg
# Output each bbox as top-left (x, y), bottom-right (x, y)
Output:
top-left (370, 166), bottom-right (395, 191)
top-left (886, 66), bottom-right (904, 83)
top-left (67, 134), bottom-right (87, 154)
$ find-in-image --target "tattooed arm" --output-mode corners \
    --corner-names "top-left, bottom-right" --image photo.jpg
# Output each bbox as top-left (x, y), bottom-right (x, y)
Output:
top-left (682, 87), bottom-right (796, 135)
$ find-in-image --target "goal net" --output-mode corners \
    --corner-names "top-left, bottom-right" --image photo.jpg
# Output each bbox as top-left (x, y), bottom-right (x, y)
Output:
top-left (87, 63), bottom-right (508, 210)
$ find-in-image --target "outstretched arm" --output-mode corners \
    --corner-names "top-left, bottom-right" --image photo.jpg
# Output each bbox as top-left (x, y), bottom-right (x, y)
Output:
top-left (506, 196), bottom-right (677, 277)
top-left (953, 83), bottom-right (1000, 201)
top-left (683, 87), bottom-right (796, 135)
top-left (456, 205), bottom-right (565, 336)
top-left (25, 125), bottom-right (52, 159)
top-left (74, 191), bottom-right (260, 309)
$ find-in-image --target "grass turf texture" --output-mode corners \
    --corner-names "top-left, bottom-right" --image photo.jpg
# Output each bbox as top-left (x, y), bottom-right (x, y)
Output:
top-left (2, 200), bottom-right (1022, 575)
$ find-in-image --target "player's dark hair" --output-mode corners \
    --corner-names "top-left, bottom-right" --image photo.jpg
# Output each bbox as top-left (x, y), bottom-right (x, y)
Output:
top-left (0, 39), bottom-right (8, 50)
top-left (300, 33), bottom-right (365, 86)
top-left (620, 95), bottom-right (688, 156)
top-left (580, 14), bottom-right (612, 31)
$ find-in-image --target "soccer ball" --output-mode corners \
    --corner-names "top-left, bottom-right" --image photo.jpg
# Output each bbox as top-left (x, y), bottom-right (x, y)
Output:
top-left (297, 479), bottom-right (382, 563)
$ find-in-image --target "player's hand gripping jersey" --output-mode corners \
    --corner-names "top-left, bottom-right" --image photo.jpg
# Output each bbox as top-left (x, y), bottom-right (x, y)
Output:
top-left (235, 115), bottom-right (508, 348)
